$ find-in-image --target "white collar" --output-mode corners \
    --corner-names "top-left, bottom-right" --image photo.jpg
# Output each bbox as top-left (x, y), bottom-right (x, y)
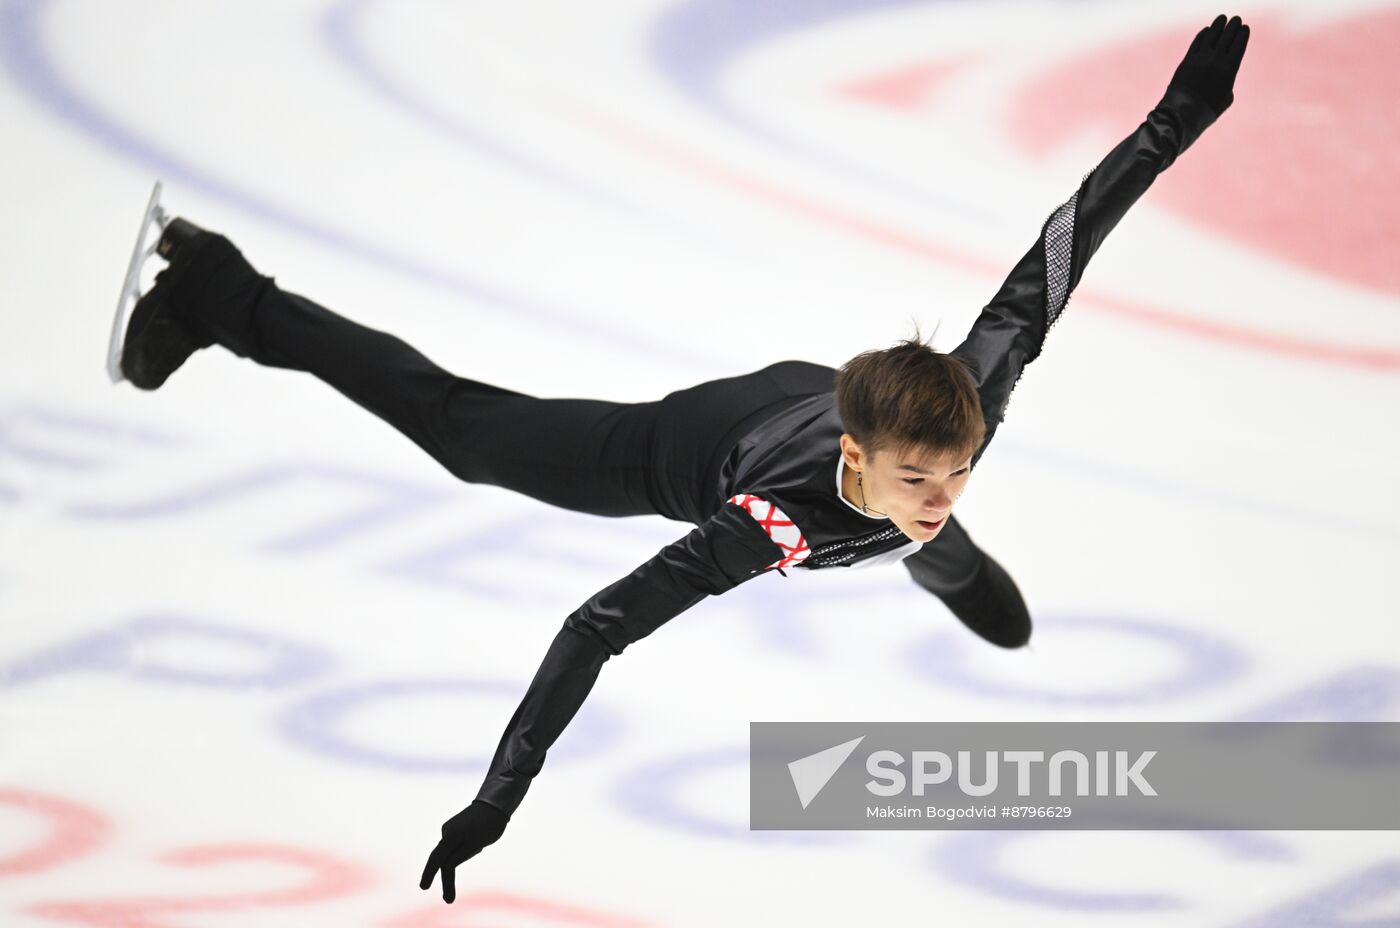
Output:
top-left (835, 455), bottom-right (889, 521)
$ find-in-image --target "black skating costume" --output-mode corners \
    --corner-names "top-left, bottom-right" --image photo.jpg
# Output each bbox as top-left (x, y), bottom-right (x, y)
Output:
top-left (143, 85), bottom-right (1222, 819)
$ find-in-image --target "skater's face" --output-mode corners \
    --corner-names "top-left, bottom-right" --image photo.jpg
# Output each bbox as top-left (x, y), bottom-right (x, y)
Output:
top-left (840, 435), bottom-right (971, 542)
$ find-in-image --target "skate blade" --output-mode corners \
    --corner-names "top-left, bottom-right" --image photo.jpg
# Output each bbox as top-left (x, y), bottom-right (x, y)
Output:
top-left (106, 180), bottom-right (170, 385)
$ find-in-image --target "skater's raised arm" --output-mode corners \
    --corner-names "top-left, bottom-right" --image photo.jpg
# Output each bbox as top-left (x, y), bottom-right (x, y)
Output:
top-left (419, 502), bottom-right (783, 902)
top-left (951, 14), bottom-right (1249, 466)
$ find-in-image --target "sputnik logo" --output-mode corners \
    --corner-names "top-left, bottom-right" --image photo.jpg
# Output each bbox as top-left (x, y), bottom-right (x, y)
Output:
top-left (788, 736), bottom-right (865, 809)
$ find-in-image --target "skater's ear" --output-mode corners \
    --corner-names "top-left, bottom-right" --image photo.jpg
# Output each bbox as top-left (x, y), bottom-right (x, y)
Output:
top-left (839, 433), bottom-right (867, 469)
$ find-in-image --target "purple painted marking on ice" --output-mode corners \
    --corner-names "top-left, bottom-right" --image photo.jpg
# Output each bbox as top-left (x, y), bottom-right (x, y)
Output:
top-left (8, 405), bottom-right (189, 446)
top-left (1316, 725), bottom-right (1400, 766)
top-left (1228, 667), bottom-right (1400, 767)
top-left (934, 828), bottom-right (1292, 911)
top-left (379, 511), bottom-right (699, 601)
top-left (1230, 666), bottom-right (1400, 723)
top-left (0, 0), bottom-right (718, 371)
top-left (0, 615), bottom-right (332, 689)
top-left (1228, 860), bottom-right (1400, 928)
top-left (0, 405), bottom-right (188, 472)
top-left (277, 678), bottom-right (622, 773)
top-left (993, 437), bottom-right (1400, 545)
top-left (649, 0), bottom-right (999, 223)
top-left (321, 0), bottom-right (740, 259)
top-left (610, 746), bottom-right (850, 845)
top-left (65, 466), bottom-right (296, 518)
top-left (0, 422), bottom-right (103, 470)
top-left (906, 614), bottom-right (1247, 705)
top-left (727, 571), bottom-right (888, 659)
top-left (64, 462), bottom-right (452, 553)
top-left (0, 484), bottom-right (17, 502)
top-left (730, 581), bottom-right (826, 657)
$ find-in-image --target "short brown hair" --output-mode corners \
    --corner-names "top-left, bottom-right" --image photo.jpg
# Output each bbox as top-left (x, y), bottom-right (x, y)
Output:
top-left (835, 332), bottom-right (985, 462)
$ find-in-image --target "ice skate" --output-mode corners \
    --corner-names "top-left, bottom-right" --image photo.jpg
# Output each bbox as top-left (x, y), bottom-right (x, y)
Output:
top-left (106, 180), bottom-right (212, 389)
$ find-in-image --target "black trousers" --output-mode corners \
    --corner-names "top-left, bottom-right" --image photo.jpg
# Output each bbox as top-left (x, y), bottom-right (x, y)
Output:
top-left (176, 234), bottom-right (834, 527)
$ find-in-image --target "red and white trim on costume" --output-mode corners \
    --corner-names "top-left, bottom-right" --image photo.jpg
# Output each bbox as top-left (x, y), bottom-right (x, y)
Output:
top-left (729, 493), bottom-right (810, 569)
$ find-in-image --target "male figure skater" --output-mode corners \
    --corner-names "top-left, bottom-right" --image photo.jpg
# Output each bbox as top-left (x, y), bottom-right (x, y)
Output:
top-left (110, 15), bottom-right (1248, 903)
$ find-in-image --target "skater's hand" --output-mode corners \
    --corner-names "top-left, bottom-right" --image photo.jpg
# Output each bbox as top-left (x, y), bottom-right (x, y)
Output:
top-left (1166, 13), bottom-right (1250, 117)
top-left (419, 800), bottom-right (509, 903)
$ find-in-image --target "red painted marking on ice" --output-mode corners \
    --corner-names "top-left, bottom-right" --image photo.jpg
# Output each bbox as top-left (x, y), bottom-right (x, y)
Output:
top-left (0, 789), bottom-right (109, 877)
top-left (835, 55), bottom-right (977, 109)
top-left (580, 109), bottom-right (968, 265)
top-left (1067, 286), bottom-right (1400, 370)
top-left (384, 889), bottom-right (655, 927)
top-left (571, 89), bottom-right (1400, 369)
top-left (25, 843), bottom-right (370, 927)
top-left (1009, 10), bottom-right (1400, 298)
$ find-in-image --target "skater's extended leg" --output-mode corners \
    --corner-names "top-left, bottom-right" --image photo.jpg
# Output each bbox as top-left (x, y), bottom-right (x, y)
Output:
top-left (159, 230), bottom-right (659, 517)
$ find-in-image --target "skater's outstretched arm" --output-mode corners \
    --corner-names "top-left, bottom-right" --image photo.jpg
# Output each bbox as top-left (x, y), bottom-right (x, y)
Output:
top-left (951, 13), bottom-right (1249, 467)
top-left (903, 15), bottom-right (1248, 633)
top-left (419, 502), bottom-right (783, 902)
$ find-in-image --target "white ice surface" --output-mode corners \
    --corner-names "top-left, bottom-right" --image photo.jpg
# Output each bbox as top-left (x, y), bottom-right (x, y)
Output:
top-left (3, 1), bottom-right (1399, 925)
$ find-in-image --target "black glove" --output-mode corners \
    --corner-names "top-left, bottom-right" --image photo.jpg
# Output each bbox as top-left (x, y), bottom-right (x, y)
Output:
top-left (1167, 13), bottom-right (1250, 117)
top-left (418, 800), bottom-right (509, 903)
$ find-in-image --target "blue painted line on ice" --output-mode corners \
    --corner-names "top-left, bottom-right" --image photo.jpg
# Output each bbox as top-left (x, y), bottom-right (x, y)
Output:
top-left (320, 0), bottom-right (745, 262)
top-left (649, 0), bottom-right (1004, 224)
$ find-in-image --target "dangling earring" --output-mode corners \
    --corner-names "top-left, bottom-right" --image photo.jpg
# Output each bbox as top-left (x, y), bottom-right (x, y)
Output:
top-left (857, 470), bottom-right (887, 517)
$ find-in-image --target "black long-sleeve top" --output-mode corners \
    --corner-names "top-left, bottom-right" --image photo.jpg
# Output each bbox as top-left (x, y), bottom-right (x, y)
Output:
top-left (474, 87), bottom-right (1222, 817)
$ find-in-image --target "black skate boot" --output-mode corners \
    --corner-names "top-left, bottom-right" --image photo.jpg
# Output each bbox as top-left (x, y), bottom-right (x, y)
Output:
top-left (119, 218), bottom-right (216, 390)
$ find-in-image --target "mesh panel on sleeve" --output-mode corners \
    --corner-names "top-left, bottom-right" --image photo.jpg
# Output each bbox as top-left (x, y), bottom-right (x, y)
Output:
top-left (999, 168), bottom-right (1095, 418)
top-left (1043, 191), bottom-right (1078, 330)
